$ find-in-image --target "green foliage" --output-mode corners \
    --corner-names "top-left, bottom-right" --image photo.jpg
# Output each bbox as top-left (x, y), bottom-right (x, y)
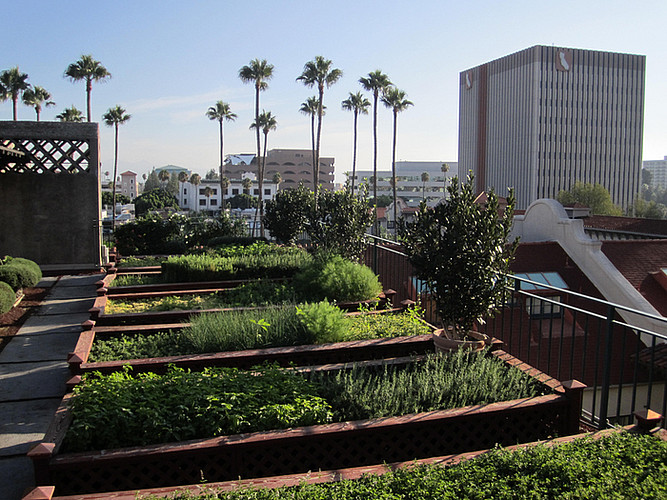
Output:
top-left (400, 174), bottom-right (518, 333)
top-left (293, 254), bottom-right (382, 303)
top-left (227, 193), bottom-right (258, 209)
top-left (306, 185), bottom-right (374, 261)
top-left (117, 256), bottom-right (167, 267)
top-left (63, 365), bottom-right (333, 452)
top-left (181, 213), bottom-right (247, 246)
top-left (374, 194), bottom-right (393, 207)
top-left (630, 197), bottom-right (666, 219)
top-left (264, 184), bottom-right (313, 244)
top-left (113, 213), bottom-right (185, 255)
top-left (308, 351), bottom-right (545, 421)
top-left (101, 191), bottom-right (130, 206)
top-left (0, 257), bottom-right (42, 291)
top-left (134, 188), bottom-right (179, 216)
top-left (343, 304), bottom-right (431, 341)
top-left (0, 280), bottom-right (15, 314)
top-left (296, 301), bottom-right (351, 344)
top-left (88, 330), bottom-right (193, 362)
top-left (143, 169), bottom-right (161, 191)
top-left (147, 432), bottom-right (667, 499)
top-left (557, 181), bottom-right (623, 216)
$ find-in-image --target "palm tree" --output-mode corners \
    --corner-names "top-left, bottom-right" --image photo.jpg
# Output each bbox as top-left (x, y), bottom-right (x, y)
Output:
top-left (56, 106), bottom-right (84, 122)
top-left (359, 70), bottom-right (392, 213)
top-left (242, 177), bottom-right (253, 209)
top-left (190, 173), bottom-right (201, 211)
top-left (0, 67), bottom-right (31, 120)
top-left (296, 56), bottom-right (342, 202)
top-left (158, 170), bottom-right (170, 189)
top-left (178, 171), bottom-right (189, 208)
top-left (441, 163), bottom-right (450, 191)
top-left (421, 172), bottom-right (430, 201)
top-left (22, 86), bottom-right (55, 121)
top-left (102, 105), bottom-right (131, 231)
top-left (239, 58), bottom-right (274, 214)
top-left (341, 91), bottom-right (370, 195)
top-left (299, 96), bottom-right (324, 184)
top-left (250, 110), bottom-right (277, 236)
top-left (206, 101), bottom-right (237, 211)
top-left (272, 172), bottom-right (282, 191)
top-left (381, 87), bottom-right (413, 229)
top-left (220, 176), bottom-right (230, 211)
top-left (64, 55), bottom-right (111, 122)
top-left (203, 186), bottom-right (213, 212)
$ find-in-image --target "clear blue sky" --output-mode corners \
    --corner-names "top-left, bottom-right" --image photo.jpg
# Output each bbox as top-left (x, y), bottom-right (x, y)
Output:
top-left (3, 0), bottom-right (665, 183)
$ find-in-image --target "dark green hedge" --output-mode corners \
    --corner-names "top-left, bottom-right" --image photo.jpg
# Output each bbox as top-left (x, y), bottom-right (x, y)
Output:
top-left (0, 281), bottom-right (15, 314)
top-left (0, 257), bottom-right (42, 291)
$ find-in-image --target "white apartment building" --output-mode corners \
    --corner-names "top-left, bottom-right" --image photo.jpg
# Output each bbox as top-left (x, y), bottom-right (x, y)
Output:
top-left (459, 45), bottom-right (645, 210)
top-left (179, 173), bottom-right (278, 212)
top-left (352, 161), bottom-right (459, 207)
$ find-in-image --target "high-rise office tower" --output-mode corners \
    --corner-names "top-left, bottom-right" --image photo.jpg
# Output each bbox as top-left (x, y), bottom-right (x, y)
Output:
top-left (458, 45), bottom-right (645, 210)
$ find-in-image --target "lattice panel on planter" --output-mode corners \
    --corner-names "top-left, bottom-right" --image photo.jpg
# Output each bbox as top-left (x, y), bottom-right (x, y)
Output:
top-left (0, 138), bottom-right (91, 173)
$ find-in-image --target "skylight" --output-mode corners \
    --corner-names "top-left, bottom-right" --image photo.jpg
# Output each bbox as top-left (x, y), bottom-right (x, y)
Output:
top-left (514, 272), bottom-right (568, 291)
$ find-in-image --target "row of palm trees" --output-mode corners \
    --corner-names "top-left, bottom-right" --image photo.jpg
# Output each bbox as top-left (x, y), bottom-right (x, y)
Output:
top-left (0, 55), bottom-right (110, 123)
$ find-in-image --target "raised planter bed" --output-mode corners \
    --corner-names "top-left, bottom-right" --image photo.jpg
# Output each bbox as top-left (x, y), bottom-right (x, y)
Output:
top-left (31, 351), bottom-right (585, 496)
top-left (68, 305), bottom-right (436, 375)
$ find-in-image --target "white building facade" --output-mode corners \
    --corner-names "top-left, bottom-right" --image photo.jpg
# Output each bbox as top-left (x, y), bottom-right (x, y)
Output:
top-left (179, 173), bottom-right (278, 212)
top-left (643, 157), bottom-right (667, 190)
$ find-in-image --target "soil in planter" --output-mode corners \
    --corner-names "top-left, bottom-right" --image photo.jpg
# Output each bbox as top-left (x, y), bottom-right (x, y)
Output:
top-left (0, 287), bottom-right (48, 354)
top-left (62, 351), bottom-right (548, 452)
top-left (88, 305), bottom-right (433, 362)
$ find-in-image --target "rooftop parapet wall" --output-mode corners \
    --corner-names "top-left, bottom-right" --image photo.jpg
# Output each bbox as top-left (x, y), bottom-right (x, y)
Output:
top-left (0, 121), bottom-right (102, 269)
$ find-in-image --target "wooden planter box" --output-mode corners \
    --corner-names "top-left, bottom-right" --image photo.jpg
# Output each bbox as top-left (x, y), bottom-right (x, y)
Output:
top-left (68, 305), bottom-right (435, 376)
top-left (31, 351), bottom-right (586, 496)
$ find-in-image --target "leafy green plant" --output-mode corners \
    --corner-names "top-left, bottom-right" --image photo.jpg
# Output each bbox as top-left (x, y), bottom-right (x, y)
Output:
top-left (114, 213), bottom-right (185, 256)
top-left (63, 365), bottom-right (333, 452)
top-left (343, 305), bottom-right (431, 341)
top-left (293, 254), bottom-right (382, 303)
top-left (296, 301), bottom-right (351, 344)
top-left (0, 280), bottom-right (15, 314)
top-left (400, 174), bottom-right (519, 336)
top-left (141, 432), bottom-right (667, 499)
top-left (308, 350), bottom-right (545, 421)
top-left (264, 183), bottom-right (313, 244)
top-left (117, 256), bottom-right (167, 267)
top-left (0, 257), bottom-right (41, 291)
top-left (88, 330), bottom-right (193, 362)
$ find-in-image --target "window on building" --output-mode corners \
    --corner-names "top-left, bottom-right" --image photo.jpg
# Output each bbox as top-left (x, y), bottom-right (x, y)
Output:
top-left (264, 188), bottom-right (271, 195)
top-left (199, 199), bottom-right (206, 206)
top-left (253, 189), bottom-right (259, 195)
top-left (210, 199), bottom-right (218, 205)
top-left (232, 188), bottom-right (239, 195)
top-left (184, 188), bottom-right (187, 195)
top-left (514, 272), bottom-right (568, 319)
top-left (183, 199), bottom-right (187, 205)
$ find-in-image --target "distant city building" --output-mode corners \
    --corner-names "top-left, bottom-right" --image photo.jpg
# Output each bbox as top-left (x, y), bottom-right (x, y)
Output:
top-left (643, 156), bottom-right (667, 190)
top-left (117, 170), bottom-right (138, 200)
top-left (224, 149), bottom-right (335, 191)
top-left (155, 164), bottom-right (190, 177)
top-left (180, 174), bottom-right (278, 212)
top-left (459, 45), bottom-right (646, 210)
top-left (353, 161), bottom-right (458, 207)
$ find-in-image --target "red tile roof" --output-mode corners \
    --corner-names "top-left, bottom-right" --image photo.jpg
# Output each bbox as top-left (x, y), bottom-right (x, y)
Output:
top-left (583, 215), bottom-right (667, 237)
top-left (601, 240), bottom-right (667, 316)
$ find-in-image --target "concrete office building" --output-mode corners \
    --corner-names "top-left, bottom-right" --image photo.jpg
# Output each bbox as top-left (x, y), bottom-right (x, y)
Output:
top-left (643, 157), bottom-right (667, 190)
top-left (458, 45), bottom-right (645, 210)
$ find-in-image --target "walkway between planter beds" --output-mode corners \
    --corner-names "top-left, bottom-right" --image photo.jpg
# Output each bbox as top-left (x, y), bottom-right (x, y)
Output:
top-left (0, 274), bottom-right (101, 500)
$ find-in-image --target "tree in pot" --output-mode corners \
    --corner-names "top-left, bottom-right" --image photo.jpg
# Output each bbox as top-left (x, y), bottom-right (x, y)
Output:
top-left (400, 173), bottom-right (518, 349)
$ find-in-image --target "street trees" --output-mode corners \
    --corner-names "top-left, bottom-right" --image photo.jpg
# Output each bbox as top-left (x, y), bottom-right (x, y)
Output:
top-left (297, 56), bottom-right (342, 202)
top-left (341, 91), bottom-right (370, 195)
top-left (102, 105), bottom-right (131, 230)
top-left (557, 182), bottom-right (622, 216)
top-left (64, 55), bottom-right (111, 122)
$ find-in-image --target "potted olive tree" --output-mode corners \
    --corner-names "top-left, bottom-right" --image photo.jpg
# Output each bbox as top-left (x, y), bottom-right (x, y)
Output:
top-left (400, 174), bottom-right (518, 351)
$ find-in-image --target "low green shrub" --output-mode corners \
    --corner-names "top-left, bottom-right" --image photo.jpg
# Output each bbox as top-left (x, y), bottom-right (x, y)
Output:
top-left (114, 214), bottom-right (184, 256)
top-left (295, 301), bottom-right (350, 344)
top-left (88, 330), bottom-right (193, 362)
top-left (116, 256), bottom-right (167, 267)
top-left (293, 254), bottom-right (381, 303)
top-left (0, 258), bottom-right (41, 291)
top-left (63, 365), bottom-right (332, 452)
top-left (141, 432), bottom-right (667, 499)
top-left (0, 281), bottom-right (15, 314)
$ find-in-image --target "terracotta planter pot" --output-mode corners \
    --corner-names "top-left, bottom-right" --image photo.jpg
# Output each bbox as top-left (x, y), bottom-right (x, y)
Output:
top-left (432, 328), bottom-right (490, 353)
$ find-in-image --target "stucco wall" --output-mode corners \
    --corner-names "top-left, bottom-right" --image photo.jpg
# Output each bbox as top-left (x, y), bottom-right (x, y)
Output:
top-left (0, 122), bottom-right (101, 269)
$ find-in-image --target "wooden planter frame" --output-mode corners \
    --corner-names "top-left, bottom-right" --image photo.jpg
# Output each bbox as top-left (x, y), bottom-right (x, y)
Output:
top-left (31, 351), bottom-right (586, 496)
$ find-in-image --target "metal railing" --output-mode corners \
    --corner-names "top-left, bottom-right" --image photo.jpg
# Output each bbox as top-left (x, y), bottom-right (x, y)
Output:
top-left (364, 234), bottom-right (667, 430)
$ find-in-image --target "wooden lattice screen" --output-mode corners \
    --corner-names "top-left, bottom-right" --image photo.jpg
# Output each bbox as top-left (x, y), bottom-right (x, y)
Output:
top-left (0, 121), bottom-right (102, 269)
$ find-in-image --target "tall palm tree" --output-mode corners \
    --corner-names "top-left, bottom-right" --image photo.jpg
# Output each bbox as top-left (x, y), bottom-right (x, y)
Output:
top-left (239, 58), bottom-right (274, 214)
top-left (102, 105), bottom-right (131, 231)
top-left (341, 91), bottom-right (370, 195)
top-left (441, 163), bottom-right (450, 192)
top-left (178, 171), bottom-right (189, 208)
top-left (242, 177), bottom-right (253, 209)
top-left (381, 87), bottom-right (413, 229)
top-left (296, 56), bottom-right (342, 202)
top-left (421, 172), bottom-right (430, 201)
top-left (190, 173), bottom-right (201, 211)
top-left (359, 70), bottom-right (392, 215)
top-left (158, 170), bottom-right (170, 189)
top-left (203, 186), bottom-right (213, 212)
top-left (220, 176), bottom-right (230, 211)
top-left (64, 55), bottom-right (111, 122)
top-left (250, 110), bottom-right (277, 236)
top-left (272, 172), bottom-right (282, 191)
top-left (56, 106), bottom-right (84, 122)
top-left (299, 96), bottom-right (325, 184)
top-left (206, 101), bottom-right (237, 211)
top-left (0, 67), bottom-right (30, 120)
top-left (22, 86), bottom-right (55, 121)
